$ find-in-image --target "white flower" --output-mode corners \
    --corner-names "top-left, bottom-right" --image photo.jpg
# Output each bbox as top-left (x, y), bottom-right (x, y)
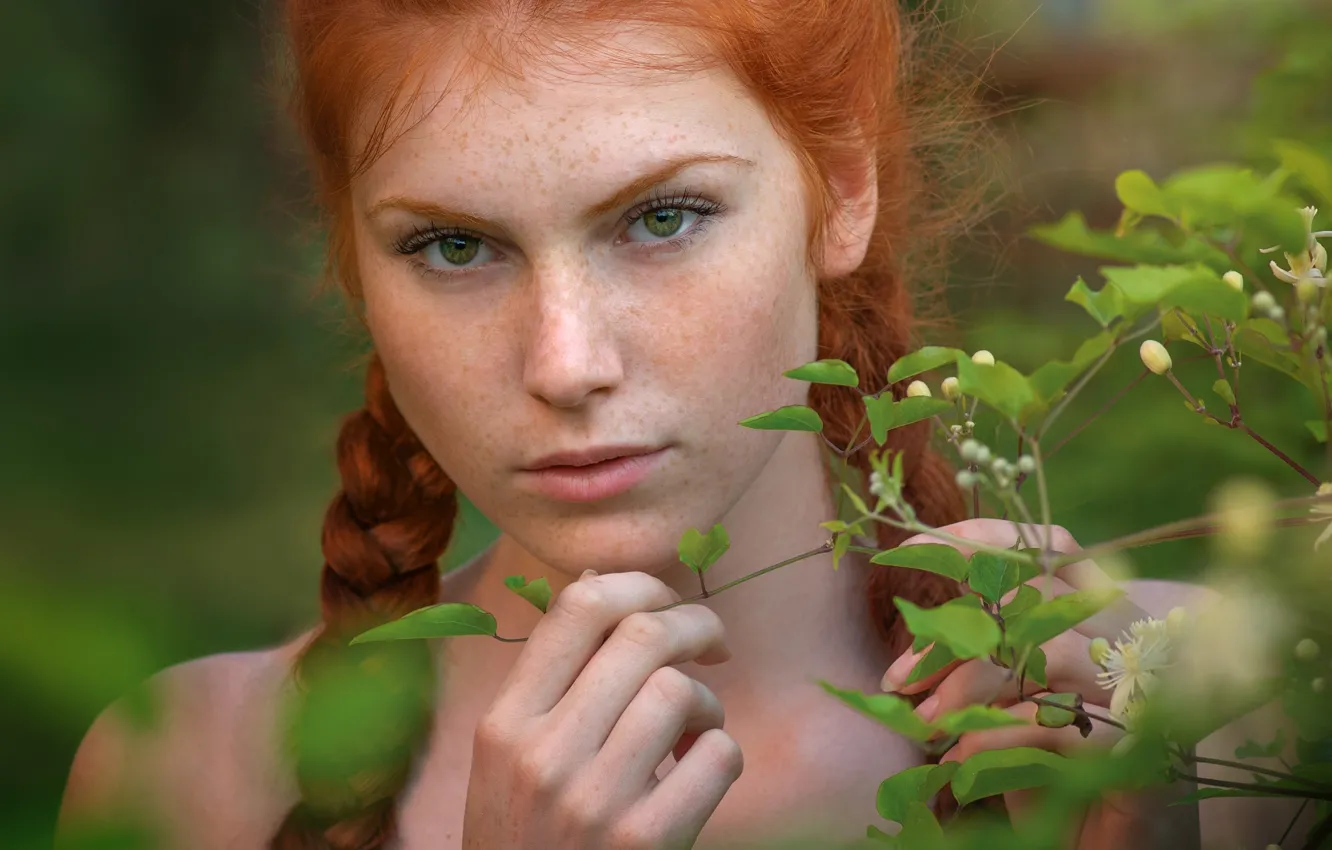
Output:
top-left (1094, 616), bottom-right (1173, 721)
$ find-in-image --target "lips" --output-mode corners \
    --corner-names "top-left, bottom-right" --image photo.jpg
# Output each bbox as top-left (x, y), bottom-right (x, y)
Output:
top-left (524, 444), bottom-right (663, 470)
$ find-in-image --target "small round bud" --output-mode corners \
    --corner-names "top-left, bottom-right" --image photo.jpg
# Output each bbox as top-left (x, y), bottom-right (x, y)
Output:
top-left (1314, 677), bottom-right (1327, 694)
top-left (906, 380), bottom-right (931, 398)
top-left (1223, 270), bottom-right (1244, 291)
top-left (941, 376), bottom-right (961, 401)
top-left (1295, 638), bottom-right (1321, 662)
top-left (1270, 305), bottom-right (1286, 323)
top-left (992, 458), bottom-right (1012, 476)
top-left (949, 424), bottom-right (963, 437)
top-left (955, 470), bottom-right (978, 489)
top-left (964, 420), bottom-right (976, 430)
top-left (974, 445), bottom-right (992, 465)
top-left (1297, 277), bottom-right (1320, 305)
top-left (1139, 340), bottom-right (1173, 375)
top-left (1314, 326), bottom-right (1328, 347)
top-left (1166, 606), bottom-right (1188, 637)
top-left (971, 350), bottom-right (995, 367)
top-left (1251, 290), bottom-right (1276, 312)
top-left (959, 439), bottom-right (981, 462)
top-left (1089, 637), bottom-right (1111, 667)
top-left (1017, 455), bottom-right (1036, 474)
top-left (1315, 242), bottom-right (1328, 274)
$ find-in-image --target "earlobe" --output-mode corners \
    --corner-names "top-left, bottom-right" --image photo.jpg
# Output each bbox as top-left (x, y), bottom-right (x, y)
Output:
top-left (820, 156), bottom-right (879, 279)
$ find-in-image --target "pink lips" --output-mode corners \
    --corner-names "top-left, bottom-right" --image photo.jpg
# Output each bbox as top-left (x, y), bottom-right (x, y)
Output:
top-left (518, 447), bottom-right (669, 503)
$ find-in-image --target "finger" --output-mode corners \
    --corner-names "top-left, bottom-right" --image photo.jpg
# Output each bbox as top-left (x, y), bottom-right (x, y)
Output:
top-left (493, 572), bottom-right (693, 718)
top-left (940, 701), bottom-right (1123, 766)
top-left (590, 666), bottom-right (725, 795)
top-left (628, 728), bottom-right (744, 850)
top-left (551, 604), bottom-right (729, 753)
top-left (881, 643), bottom-right (963, 695)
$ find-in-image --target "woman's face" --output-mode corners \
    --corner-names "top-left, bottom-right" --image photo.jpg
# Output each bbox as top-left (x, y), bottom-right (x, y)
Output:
top-left (351, 27), bottom-right (854, 577)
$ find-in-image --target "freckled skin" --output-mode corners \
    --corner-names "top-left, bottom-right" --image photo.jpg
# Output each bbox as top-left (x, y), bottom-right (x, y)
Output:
top-left (351, 30), bottom-right (824, 579)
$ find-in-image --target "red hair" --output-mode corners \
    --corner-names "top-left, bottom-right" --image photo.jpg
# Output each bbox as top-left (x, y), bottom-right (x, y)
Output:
top-left (276, 0), bottom-right (982, 845)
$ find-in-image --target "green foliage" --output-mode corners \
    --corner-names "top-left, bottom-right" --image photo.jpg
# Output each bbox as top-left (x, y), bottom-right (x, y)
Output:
top-left (503, 576), bottom-right (552, 613)
top-left (877, 763), bottom-right (958, 824)
top-left (350, 603), bottom-right (498, 644)
top-left (678, 523), bottom-right (731, 574)
top-left (894, 597), bottom-right (1000, 661)
top-left (785, 359), bottom-right (861, 387)
top-left (949, 748), bottom-right (1070, 807)
top-left (870, 544), bottom-right (969, 582)
top-left (738, 405), bottom-right (824, 432)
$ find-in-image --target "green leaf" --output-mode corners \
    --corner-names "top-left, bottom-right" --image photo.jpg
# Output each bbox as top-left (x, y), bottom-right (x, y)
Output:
top-left (950, 747), bottom-right (1069, 806)
top-left (678, 524), bottom-right (730, 574)
top-left (1308, 421), bottom-right (1329, 443)
top-left (887, 347), bottom-right (967, 383)
top-left (876, 763), bottom-right (958, 824)
top-left (832, 530), bottom-right (851, 571)
top-left (820, 681), bottom-right (935, 742)
top-left (933, 704), bottom-right (1028, 736)
top-left (1276, 139), bottom-right (1332, 206)
top-left (502, 576), bottom-right (552, 613)
top-left (904, 643), bottom-right (957, 687)
top-left (1212, 379), bottom-right (1236, 407)
top-left (895, 597), bottom-right (1001, 660)
top-left (1160, 164), bottom-right (1308, 254)
top-left (1027, 332), bottom-right (1117, 405)
top-left (1065, 277), bottom-right (1126, 328)
top-left (891, 397), bottom-right (954, 429)
top-left (1023, 646), bottom-right (1049, 689)
top-left (1029, 211), bottom-right (1229, 270)
top-left (839, 483), bottom-right (872, 518)
top-left (870, 544), bottom-right (969, 582)
top-left (955, 352), bottom-right (1037, 423)
top-left (1100, 264), bottom-right (1247, 322)
top-left (863, 393), bottom-right (895, 446)
top-left (966, 551), bottom-right (1037, 605)
top-left (738, 405), bottom-right (823, 432)
top-left (1116, 170), bottom-right (1175, 219)
top-left (351, 603), bottom-right (497, 644)
top-left (897, 801), bottom-right (944, 849)
top-left (784, 358), bottom-right (860, 387)
top-left (1006, 587), bottom-right (1126, 649)
top-left (866, 824), bottom-right (898, 845)
top-left (1000, 585), bottom-right (1042, 619)
top-left (1234, 728), bottom-right (1286, 760)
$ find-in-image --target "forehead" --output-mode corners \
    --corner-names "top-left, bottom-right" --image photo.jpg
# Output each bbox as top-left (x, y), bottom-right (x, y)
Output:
top-left (352, 23), bottom-right (781, 201)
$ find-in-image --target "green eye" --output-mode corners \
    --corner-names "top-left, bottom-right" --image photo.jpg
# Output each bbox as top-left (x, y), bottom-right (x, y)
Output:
top-left (440, 235), bottom-right (481, 265)
top-left (643, 208), bottom-right (686, 238)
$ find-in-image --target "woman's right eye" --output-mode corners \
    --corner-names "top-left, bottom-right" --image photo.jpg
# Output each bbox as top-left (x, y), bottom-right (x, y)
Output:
top-left (392, 227), bottom-right (497, 278)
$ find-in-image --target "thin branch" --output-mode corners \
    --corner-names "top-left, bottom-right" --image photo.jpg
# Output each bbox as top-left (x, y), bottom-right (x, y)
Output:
top-left (1240, 424), bottom-right (1322, 485)
top-left (1170, 771), bottom-right (1332, 802)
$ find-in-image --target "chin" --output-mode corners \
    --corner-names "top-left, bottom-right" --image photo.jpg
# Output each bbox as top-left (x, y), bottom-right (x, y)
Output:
top-left (504, 508), bottom-right (700, 579)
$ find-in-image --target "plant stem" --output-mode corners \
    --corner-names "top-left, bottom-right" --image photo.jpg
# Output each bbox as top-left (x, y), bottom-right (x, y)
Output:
top-left (1178, 754), bottom-right (1332, 790)
top-left (1031, 439), bottom-right (1053, 557)
top-left (1045, 369), bottom-right (1149, 461)
top-left (663, 543), bottom-right (834, 608)
top-left (1281, 799), bottom-right (1310, 846)
top-left (1241, 424), bottom-right (1322, 486)
top-left (1024, 695), bottom-right (1126, 731)
top-left (1169, 771), bottom-right (1332, 802)
top-left (698, 570), bottom-right (710, 598)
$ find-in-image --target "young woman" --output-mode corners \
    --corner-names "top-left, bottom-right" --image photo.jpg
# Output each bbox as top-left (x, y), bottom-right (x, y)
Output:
top-left (57, 0), bottom-right (1298, 848)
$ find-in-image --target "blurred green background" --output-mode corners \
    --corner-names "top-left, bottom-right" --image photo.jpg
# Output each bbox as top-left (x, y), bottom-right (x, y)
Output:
top-left (2, 0), bottom-right (1329, 846)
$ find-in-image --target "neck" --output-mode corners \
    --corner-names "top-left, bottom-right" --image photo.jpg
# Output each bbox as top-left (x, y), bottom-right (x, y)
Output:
top-left (459, 432), bottom-right (893, 711)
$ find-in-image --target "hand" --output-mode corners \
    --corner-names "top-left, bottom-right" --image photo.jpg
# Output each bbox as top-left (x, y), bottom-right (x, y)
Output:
top-left (880, 519), bottom-right (1154, 849)
top-left (462, 570), bottom-right (743, 850)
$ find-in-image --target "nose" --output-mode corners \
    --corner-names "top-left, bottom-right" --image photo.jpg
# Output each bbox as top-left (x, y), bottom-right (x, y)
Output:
top-left (521, 262), bottom-right (625, 409)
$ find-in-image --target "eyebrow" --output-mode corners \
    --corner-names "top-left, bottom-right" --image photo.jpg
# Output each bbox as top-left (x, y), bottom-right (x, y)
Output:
top-left (366, 152), bottom-right (755, 233)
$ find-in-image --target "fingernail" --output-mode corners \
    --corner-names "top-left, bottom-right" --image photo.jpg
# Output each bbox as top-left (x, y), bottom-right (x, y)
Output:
top-left (915, 694), bottom-right (940, 722)
top-left (580, 569), bottom-right (598, 581)
top-left (880, 648), bottom-right (924, 692)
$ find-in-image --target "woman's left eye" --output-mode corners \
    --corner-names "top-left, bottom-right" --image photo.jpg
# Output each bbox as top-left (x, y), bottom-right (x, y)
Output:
top-left (622, 192), bottom-right (725, 251)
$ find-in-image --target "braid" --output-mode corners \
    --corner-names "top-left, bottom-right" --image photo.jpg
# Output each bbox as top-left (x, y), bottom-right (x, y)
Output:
top-left (810, 269), bottom-right (967, 660)
top-left (271, 354), bottom-right (457, 849)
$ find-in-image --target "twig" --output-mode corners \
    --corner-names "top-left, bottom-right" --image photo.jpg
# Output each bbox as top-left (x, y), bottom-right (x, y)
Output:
top-left (1169, 771), bottom-right (1332, 802)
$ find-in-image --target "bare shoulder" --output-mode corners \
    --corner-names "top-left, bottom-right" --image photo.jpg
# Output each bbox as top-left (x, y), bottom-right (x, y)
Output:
top-left (57, 633), bottom-right (311, 848)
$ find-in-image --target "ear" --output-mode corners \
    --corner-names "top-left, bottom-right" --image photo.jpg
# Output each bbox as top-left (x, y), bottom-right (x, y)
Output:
top-left (819, 153), bottom-right (878, 279)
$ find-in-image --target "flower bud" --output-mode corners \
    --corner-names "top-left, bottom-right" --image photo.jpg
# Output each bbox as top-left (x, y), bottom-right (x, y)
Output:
top-left (1315, 241), bottom-right (1328, 274)
top-left (1089, 637), bottom-right (1111, 667)
top-left (1166, 606), bottom-right (1188, 637)
top-left (1223, 270), bottom-right (1244, 291)
top-left (964, 420), bottom-right (976, 430)
top-left (971, 350), bottom-right (995, 367)
top-left (974, 445), bottom-right (992, 465)
top-left (941, 376), bottom-right (961, 401)
top-left (992, 458), bottom-right (1012, 476)
top-left (949, 424), bottom-right (963, 437)
top-left (959, 439), bottom-right (981, 462)
top-left (1300, 205), bottom-right (1319, 231)
top-left (1295, 638), bottom-right (1321, 661)
top-left (906, 380), bottom-right (931, 398)
top-left (1139, 340), bottom-right (1172, 375)
top-left (1017, 455), bottom-right (1036, 474)
top-left (955, 470), bottom-right (978, 489)
top-left (1297, 277), bottom-right (1320, 305)
top-left (1314, 677), bottom-right (1327, 694)
top-left (1270, 305), bottom-right (1286, 323)
top-left (1251, 291), bottom-right (1276, 313)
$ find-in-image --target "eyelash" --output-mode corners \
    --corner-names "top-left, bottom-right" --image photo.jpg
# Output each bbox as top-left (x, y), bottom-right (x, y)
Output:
top-left (390, 187), bottom-right (727, 280)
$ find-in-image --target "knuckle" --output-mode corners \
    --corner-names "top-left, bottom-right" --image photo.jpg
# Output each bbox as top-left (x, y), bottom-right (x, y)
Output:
top-left (615, 611), bottom-right (670, 650)
top-left (553, 580), bottom-right (608, 621)
top-left (554, 785), bottom-right (613, 836)
top-left (644, 666), bottom-right (695, 710)
top-left (514, 741), bottom-right (565, 795)
top-left (472, 711), bottom-right (514, 752)
top-left (699, 728), bottom-right (745, 780)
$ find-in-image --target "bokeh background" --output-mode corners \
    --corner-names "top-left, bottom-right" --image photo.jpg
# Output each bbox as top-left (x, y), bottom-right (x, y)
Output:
top-left (3, 0), bottom-right (1329, 845)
